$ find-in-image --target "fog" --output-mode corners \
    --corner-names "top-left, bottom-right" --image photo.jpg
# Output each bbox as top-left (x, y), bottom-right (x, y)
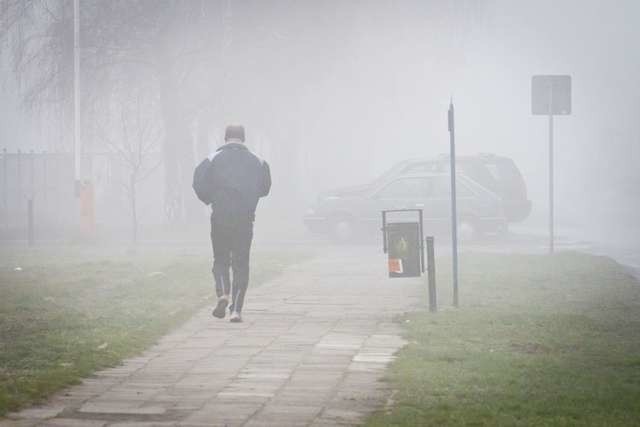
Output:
top-left (2, 2), bottom-right (640, 423)
top-left (1, 0), bottom-right (639, 250)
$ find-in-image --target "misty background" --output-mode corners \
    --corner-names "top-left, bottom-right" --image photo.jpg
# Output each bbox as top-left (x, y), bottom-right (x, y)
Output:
top-left (1, 0), bottom-right (638, 246)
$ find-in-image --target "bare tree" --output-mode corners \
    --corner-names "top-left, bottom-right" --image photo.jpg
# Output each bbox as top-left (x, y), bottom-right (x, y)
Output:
top-left (99, 88), bottom-right (162, 245)
top-left (2, 0), bottom-right (486, 225)
top-left (0, 0), bottom-right (220, 221)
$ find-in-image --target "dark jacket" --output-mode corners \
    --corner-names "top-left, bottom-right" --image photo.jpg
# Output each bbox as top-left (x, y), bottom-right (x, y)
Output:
top-left (208, 143), bottom-right (271, 224)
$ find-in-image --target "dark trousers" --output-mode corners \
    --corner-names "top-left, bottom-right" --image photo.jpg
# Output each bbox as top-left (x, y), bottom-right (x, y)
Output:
top-left (210, 217), bottom-right (253, 314)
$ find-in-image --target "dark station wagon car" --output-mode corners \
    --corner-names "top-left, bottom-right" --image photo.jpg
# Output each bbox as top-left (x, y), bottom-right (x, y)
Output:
top-left (305, 171), bottom-right (507, 241)
top-left (385, 154), bottom-right (532, 222)
top-left (304, 154), bottom-right (530, 241)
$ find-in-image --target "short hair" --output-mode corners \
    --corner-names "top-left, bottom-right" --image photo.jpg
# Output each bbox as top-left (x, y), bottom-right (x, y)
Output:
top-left (224, 125), bottom-right (245, 142)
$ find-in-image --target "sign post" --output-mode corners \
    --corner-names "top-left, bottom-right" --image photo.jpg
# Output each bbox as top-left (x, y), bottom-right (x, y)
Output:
top-left (532, 75), bottom-right (571, 254)
top-left (548, 112), bottom-right (554, 253)
top-left (448, 100), bottom-right (459, 307)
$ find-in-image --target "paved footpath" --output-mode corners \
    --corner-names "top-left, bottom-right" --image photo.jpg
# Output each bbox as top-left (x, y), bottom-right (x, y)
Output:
top-left (3, 246), bottom-right (423, 427)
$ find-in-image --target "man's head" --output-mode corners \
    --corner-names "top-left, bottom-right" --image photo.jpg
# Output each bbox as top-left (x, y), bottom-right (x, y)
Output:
top-left (224, 125), bottom-right (245, 143)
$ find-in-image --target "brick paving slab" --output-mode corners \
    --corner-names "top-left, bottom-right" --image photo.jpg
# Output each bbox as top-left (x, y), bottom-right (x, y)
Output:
top-left (1, 246), bottom-right (422, 426)
top-left (40, 419), bottom-right (108, 427)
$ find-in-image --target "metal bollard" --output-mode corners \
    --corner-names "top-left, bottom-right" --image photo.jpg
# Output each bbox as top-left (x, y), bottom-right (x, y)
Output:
top-left (426, 236), bottom-right (437, 312)
top-left (28, 198), bottom-right (35, 247)
top-left (2, 148), bottom-right (6, 229)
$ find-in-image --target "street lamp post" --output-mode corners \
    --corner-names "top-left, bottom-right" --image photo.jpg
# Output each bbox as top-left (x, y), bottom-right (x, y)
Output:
top-left (73, 0), bottom-right (80, 187)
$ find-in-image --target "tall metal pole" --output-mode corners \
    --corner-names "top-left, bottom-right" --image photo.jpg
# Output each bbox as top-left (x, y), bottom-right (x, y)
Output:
top-left (448, 100), bottom-right (459, 307)
top-left (221, 0), bottom-right (232, 118)
top-left (73, 0), bottom-right (81, 185)
top-left (548, 113), bottom-right (554, 254)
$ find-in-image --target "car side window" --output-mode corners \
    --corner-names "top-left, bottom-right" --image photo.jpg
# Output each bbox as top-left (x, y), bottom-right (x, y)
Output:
top-left (432, 176), bottom-right (474, 198)
top-left (375, 178), bottom-right (430, 200)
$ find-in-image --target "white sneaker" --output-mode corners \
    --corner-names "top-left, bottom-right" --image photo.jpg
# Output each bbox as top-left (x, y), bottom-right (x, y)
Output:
top-left (229, 311), bottom-right (242, 323)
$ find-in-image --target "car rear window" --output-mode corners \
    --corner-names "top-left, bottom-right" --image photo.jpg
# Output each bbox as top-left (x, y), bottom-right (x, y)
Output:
top-left (485, 159), bottom-right (527, 198)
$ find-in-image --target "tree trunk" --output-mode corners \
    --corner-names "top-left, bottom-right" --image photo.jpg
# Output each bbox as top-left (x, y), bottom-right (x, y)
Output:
top-left (130, 172), bottom-right (137, 246)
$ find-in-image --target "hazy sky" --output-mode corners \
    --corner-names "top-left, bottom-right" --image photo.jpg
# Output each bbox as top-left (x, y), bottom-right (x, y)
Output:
top-left (1, 0), bottom-right (638, 237)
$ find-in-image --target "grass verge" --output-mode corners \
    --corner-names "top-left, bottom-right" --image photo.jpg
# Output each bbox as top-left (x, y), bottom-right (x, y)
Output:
top-left (0, 246), bottom-right (307, 416)
top-left (367, 252), bottom-right (640, 427)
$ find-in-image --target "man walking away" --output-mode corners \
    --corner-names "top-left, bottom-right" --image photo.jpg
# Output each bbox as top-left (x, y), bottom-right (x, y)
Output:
top-left (198, 125), bottom-right (271, 323)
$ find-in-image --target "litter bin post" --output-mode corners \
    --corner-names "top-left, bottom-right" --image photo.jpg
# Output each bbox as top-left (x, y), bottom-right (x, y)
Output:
top-left (426, 236), bottom-right (437, 312)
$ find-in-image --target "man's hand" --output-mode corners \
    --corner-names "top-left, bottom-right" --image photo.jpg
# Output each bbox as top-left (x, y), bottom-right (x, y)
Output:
top-left (259, 161), bottom-right (271, 197)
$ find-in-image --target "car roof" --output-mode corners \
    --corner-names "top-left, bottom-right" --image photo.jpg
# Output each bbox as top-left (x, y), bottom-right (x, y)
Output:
top-left (393, 172), bottom-right (462, 179)
top-left (392, 171), bottom-right (480, 185)
top-left (401, 153), bottom-right (506, 163)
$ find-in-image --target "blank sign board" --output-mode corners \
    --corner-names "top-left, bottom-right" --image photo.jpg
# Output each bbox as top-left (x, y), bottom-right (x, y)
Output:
top-left (531, 75), bottom-right (571, 115)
